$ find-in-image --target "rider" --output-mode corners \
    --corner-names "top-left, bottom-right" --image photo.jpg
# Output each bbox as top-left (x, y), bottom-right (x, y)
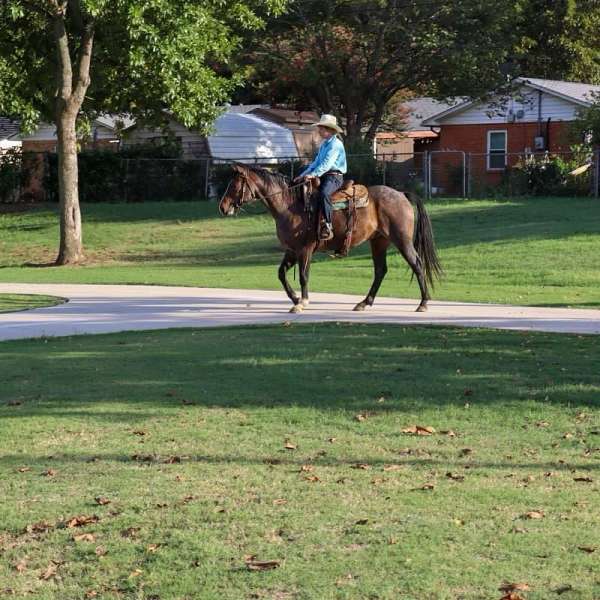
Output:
top-left (294, 114), bottom-right (347, 240)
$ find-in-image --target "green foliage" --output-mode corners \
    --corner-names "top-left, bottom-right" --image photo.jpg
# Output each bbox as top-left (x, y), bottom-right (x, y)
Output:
top-left (513, 0), bottom-right (600, 84)
top-left (0, 149), bottom-right (33, 203)
top-left (0, 0), bottom-right (287, 132)
top-left (239, 0), bottom-right (518, 141)
top-left (44, 145), bottom-right (208, 203)
top-left (573, 93), bottom-right (600, 146)
top-left (503, 151), bottom-right (592, 196)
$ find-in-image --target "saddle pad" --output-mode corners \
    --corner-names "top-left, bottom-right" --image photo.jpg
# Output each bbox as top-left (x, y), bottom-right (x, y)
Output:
top-left (331, 184), bottom-right (369, 211)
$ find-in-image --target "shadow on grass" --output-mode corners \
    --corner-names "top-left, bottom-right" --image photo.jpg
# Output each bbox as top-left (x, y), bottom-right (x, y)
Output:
top-left (1, 324), bottom-right (598, 420)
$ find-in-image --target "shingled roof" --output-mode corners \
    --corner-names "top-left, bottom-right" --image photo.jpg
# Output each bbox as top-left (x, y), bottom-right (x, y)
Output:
top-left (0, 118), bottom-right (20, 140)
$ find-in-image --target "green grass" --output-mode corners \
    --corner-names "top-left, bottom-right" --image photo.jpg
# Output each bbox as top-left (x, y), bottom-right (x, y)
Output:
top-left (1, 197), bottom-right (600, 308)
top-left (1, 323), bottom-right (599, 599)
top-left (0, 293), bottom-right (65, 313)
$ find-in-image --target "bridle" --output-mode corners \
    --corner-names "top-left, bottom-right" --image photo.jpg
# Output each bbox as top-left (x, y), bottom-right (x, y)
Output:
top-left (221, 171), bottom-right (308, 214)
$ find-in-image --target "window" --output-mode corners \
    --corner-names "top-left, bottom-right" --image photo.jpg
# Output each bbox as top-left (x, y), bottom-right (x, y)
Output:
top-left (487, 130), bottom-right (507, 170)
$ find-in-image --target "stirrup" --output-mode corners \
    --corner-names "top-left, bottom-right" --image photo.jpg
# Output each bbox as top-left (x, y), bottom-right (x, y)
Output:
top-left (319, 222), bottom-right (333, 241)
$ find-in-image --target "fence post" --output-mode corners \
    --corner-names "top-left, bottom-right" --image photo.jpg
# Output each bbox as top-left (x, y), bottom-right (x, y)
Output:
top-left (382, 155), bottom-right (387, 186)
top-left (467, 153), bottom-right (472, 198)
top-left (123, 158), bottom-right (128, 203)
top-left (204, 158), bottom-right (210, 200)
top-left (461, 151), bottom-right (466, 198)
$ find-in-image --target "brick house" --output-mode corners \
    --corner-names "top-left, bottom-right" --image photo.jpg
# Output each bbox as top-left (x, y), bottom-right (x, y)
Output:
top-left (421, 77), bottom-right (600, 191)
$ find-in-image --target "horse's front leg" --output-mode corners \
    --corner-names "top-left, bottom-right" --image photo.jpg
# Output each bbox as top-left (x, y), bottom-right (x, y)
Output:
top-left (278, 250), bottom-right (300, 307)
top-left (290, 250), bottom-right (313, 313)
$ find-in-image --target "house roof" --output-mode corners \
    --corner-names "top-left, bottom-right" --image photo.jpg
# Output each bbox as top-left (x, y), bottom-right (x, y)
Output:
top-left (401, 97), bottom-right (461, 131)
top-left (250, 108), bottom-right (320, 126)
top-left (0, 117), bottom-right (20, 140)
top-left (422, 77), bottom-right (600, 126)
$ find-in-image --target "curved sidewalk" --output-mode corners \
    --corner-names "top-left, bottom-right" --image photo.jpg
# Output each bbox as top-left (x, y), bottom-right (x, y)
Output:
top-left (1, 283), bottom-right (599, 341)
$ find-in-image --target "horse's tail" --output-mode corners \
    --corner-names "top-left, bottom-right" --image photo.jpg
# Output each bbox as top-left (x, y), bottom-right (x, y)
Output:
top-left (405, 192), bottom-right (443, 288)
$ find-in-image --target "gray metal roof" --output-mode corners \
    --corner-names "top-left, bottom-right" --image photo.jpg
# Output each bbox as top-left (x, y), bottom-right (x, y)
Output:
top-left (0, 117), bottom-right (20, 140)
top-left (518, 77), bottom-right (600, 104)
top-left (401, 98), bottom-right (461, 130)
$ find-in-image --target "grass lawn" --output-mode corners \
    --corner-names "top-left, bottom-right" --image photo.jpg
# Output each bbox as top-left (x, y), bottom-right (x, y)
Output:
top-left (0, 293), bottom-right (65, 313)
top-left (1, 323), bottom-right (599, 599)
top-left (1, 197), bottom-right (600, 308)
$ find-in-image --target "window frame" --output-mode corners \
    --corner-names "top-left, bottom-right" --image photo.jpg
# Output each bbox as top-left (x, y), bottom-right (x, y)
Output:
top-left (487, 129), bottom-right (507, 171)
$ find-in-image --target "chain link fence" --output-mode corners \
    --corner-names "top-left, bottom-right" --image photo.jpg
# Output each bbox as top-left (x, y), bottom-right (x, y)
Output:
top-left (1, 147), bottom-right (598, 203)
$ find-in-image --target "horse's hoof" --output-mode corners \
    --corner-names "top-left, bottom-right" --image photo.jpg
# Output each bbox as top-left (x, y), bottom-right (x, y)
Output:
top-left (290, 304), bottom-right (304, 314)
top-left (416, 304), bottom-right (428, 312)
top-left (301, 299), bottom-right (309, 307)
top-left (353, 303), bottom-right (366, 312)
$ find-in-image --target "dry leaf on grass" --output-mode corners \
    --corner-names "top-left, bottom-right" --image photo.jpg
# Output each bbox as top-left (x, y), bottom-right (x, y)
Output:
top-left (39, 562), bottom-right (61, 581)
top-left (13, 560), bottom-right (27, 573)
top-left (354, 413), bottom-right (368, 422)
top-left (94, 546), bottom-right (107, 557)
top-left (577, 546), bottom-right (596, 553)
top-left (129, 569), bottom-right (143, 578)
top-left (459, 448), bottom-right (473, 456)
top-left (43, 469), bottom-right (57, 477)
top-left (354, 519), bottom-right (369, 525)
top-left (132, 430), bottom-right (146, 436)
top-left (401, 425), bottom-right (436, 435)
top-left (446, 472), bottom-right (465, 481)
top-left (16, 467), bottom-right (31, 473)
top-left (65, 515), bottom-right (99, 528)
top-left (25, 521), bottom-right (54, 534)
top-left (273, 498), bottom-right (287, 505)
top-left (283, 441), bottom-right (296, 450)
top-left (303, 475), bottom-right (320, 483)
top-left (299, 465), bottom-right (314, 472)
top-left (94, 497), bottom-right (111, 506)
top-left (351, 463), bottom-right (370, 470)
top-left (244, 557), bottom-right (281, 571)
top-left (573, 476), bottom-right (593, 483)
top-left (328, 437), bottom-right (337, 443)
top-left (164, 456), bottom-right (182, 464)
top-left (120, 527), bottom-right (139, 538)
top-left (522, 511), bottom-right (544, 519)
top-left (414, 483), bottom-right (435, 491)
top-left (147, 544), bottom-right (160, 553)
top-left (440, 429), bottom-right (457, 437)
top-left (73, 533), bottom-right (95, 543)
top-left (383, 464), bottom-right (403, 471)
top-left (499, 594), bottom-right (525, 600)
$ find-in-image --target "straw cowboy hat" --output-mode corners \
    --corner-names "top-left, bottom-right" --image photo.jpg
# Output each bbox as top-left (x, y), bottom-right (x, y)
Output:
top-left (311, 114), bottom-right (343, 134)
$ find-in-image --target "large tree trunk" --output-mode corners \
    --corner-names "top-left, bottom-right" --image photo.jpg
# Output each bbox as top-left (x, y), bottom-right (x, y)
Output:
top-left (52, 1), bottom-right (93, 266)
top-left (56, 107), bottom-right (83, 264)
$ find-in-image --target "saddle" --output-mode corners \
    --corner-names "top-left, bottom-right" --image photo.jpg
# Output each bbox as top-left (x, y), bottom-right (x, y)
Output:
top-left (331, 180), bottom-right (370, 210)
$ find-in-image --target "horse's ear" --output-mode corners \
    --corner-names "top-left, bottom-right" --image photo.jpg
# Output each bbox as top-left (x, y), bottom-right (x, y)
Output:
top-left (232, 162), bottom-right (247, 174)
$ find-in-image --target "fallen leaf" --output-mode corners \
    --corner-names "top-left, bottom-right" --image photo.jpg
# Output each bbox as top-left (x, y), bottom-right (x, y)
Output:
top-left (499, 594), bottom-right (525, 600)
top-left (440, 429), bottom-right (457, 437)
top-left (43, 469), bottom-right (57, 477)
top-left (446, 472), bottom-right (465, 481)
top-left (273, 498), bottom-right (287, 505)
top-left (94, 497), bottom-right (111, 506)
top-left (164, 456), bottom-right (181, 464)
top-left (536, 421), bottom-right (550, 428)
top-left (129, 569), bottom-right (143, 578)
top-left (355, 519), bottom-right (369, 525)
top-left (283, 441), bottom-right (296, 450)
top-left (563, 432), bottom-right (574, 439)
top-left (39, 562), bottom-right (59, 581)
top-left (300, 465), bottom-right (314, 472)
top-left (132, 430), bottom-right (146, 436)
top-left (16, 466), bottom-right (31, 473)
top-left (577, 546), bottom-right (596, 553)
top-left (383, 464), bottom-right (403, 471)
top-left (304, 475), bottom-right (320, 483)
top-left (85, 591), bottom-right (98, 599)
top-left (131, 454), bottom-right (156, 462)
top-left (523, 511), bottom-right (544, 520)
top-left (73, 533), bottom-right (95, 542)
top-left (573, 476), bottom-right (593, 483)
top-left (401, 425), bottom-right (436, 435)
top-left (25, 521), bottom-right (53, 534)
top-left (499, 582), bottom-right (530, 593)
top-left (351, 463), bottom-right (370, 470)
top-left (13, 559), bottom-right (27, 573)
top-left (65, 515), bottom-right (99, 528)
top-left (94, 546), bottom-right (107, 556)
top-left (328, 437), bottom-right (337, 443)
top-left (414, 483), bottom-right (435, 491)
top-left (354, 413), bottom-right (368, 422)
top-left (120, 527), bottom-right (139, 538)
top-left (459, 448), bottom-right (473, 456)
top-left (147, 544), bottom-right (160, 553)
top-left (245, 558), bottom-right (281, 571)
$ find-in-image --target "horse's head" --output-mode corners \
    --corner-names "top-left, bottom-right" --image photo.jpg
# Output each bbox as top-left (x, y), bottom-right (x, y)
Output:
top-left (219, 163), bottom-right (261, 217)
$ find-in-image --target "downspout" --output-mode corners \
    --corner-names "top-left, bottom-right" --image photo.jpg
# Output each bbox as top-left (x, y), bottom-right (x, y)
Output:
top-left (537, 90), bottom-right (543, 137)
top-left (546, 117), bottom-right (551, 151)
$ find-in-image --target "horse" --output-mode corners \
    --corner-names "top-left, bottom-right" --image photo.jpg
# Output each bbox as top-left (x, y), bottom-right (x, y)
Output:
top-left (218, 163), bottom-right (442, 313)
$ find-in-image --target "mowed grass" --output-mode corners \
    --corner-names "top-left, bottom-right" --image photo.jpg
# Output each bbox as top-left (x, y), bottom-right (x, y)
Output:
top-left (1, 197), bottom-right (600, 308)
top-left (0, 294), bottom-right (65, 313)
top-left (1, 323), bottom-right (599, 599)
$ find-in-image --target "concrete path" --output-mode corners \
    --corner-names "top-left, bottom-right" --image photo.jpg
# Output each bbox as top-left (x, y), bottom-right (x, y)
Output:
top-left (1, 283), bottom-right (599, 341)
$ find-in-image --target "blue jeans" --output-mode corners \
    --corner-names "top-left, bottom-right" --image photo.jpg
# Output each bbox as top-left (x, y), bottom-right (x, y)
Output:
top-left (318, 173), bottom-right (343, 224)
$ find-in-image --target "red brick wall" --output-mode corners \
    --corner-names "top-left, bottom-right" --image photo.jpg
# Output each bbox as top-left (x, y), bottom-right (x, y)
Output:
top-left (436, 121), bottom-right (573, 154)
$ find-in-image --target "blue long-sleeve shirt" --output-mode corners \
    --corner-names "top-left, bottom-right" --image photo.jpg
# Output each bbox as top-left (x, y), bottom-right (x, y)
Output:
top-left (299, 135), bottom-right (347, 177)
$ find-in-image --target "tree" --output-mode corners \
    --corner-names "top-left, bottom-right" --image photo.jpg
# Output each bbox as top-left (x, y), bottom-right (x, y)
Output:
top-left (0, 0), bottom-right (285, 264)
top-left (513, 0), bottom-right (600, 84)
top-left (238, 0), bottom-right (518, 143)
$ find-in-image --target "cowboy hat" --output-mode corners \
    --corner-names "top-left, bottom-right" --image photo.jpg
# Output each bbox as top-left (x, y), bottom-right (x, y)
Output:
top-left (311, 114), bottom-right (343, 134)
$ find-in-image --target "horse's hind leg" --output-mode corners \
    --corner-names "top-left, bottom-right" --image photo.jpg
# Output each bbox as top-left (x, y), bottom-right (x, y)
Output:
top-left (290, 248), bottom-right (313, 313)
top-left (392, 231), bottom-right (429, 312)
top-left (353, 236), bottom-right (390, 311)
top-left (278, 250), bottom-right (300, 306)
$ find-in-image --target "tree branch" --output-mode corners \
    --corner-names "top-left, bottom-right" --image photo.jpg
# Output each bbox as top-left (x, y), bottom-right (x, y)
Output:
top-left (52, 4), bottom-right (72, 103)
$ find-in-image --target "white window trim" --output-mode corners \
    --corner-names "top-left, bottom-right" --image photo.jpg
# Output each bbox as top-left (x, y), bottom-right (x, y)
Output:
top-left (487, 129), bottom-right (507, 171)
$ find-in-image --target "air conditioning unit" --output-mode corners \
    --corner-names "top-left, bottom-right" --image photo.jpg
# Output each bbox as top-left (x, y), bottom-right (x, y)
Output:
top-left (534, 135), bottom-right (545, 150)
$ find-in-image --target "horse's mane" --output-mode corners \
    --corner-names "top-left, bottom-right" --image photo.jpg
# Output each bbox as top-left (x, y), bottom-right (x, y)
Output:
top-left (245, 165), bottom-right (303, 203)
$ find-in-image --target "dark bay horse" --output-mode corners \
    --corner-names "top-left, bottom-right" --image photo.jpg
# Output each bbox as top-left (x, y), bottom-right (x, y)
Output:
top-left (218, 163), bottom-right (442, 313)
